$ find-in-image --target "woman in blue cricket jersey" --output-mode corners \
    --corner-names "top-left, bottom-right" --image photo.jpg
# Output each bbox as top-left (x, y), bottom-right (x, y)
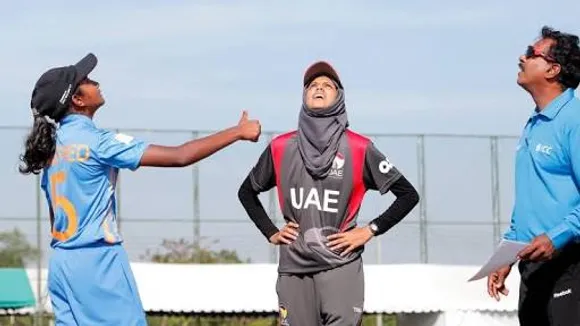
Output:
top-left (19, 53), bottom-right (261, 325)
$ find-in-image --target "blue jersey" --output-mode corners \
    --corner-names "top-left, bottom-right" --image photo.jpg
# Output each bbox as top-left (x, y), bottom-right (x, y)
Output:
top-left (41, 114), bottom-right (148, 248)
top-left (504, 89), bottom-right (580, 250)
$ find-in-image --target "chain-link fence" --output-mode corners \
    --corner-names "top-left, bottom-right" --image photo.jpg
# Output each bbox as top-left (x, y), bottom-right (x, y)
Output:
top-left (1, 126), bottom-right (521, 265)
top-left (1, 126), bottom-right (519, 322)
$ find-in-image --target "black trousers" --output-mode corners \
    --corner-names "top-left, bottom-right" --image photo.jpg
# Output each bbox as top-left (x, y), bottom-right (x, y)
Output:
top-left (518, 243), bottom-right (580, 326)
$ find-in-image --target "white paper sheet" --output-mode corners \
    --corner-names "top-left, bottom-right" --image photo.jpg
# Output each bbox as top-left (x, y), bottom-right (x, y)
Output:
top-left (468, 239), bottom-right (529, 282)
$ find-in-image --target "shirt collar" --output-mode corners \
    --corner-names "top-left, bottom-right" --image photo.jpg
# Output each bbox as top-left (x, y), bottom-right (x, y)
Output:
top-left (60, 113), bottom-right (95, 127)
top-left (533, 88), bottom-right (575, 120)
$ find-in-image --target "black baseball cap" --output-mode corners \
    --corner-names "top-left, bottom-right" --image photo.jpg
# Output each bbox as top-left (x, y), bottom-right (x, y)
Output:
top-left (303, 61), bottom-right (343, 89)
top-left (30, 53), bottom-right (98, 119)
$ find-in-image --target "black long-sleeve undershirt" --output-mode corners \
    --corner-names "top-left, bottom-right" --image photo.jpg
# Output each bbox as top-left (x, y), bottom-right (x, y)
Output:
top-left (238, 175), bottom-right (280, 240)
top-left (237, 174), bottom-right (419, 240)
top-left (368, 175), bottom-right (419, 236)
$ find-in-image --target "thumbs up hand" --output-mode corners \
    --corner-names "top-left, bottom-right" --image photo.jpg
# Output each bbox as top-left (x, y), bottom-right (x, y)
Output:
top-left (237, 110), bottom-right (261, 142)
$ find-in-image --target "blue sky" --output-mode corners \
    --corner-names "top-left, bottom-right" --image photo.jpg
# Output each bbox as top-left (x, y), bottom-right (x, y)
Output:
top-left (1, 1), bottom-right (579, 266)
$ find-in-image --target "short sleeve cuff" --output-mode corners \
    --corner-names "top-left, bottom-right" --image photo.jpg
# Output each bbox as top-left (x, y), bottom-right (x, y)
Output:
top-left (378, 172), bottom-right (402, 195)
top-left (249, 170), bottom-right (272, 193)
top-left (546, 221), bottom-right (574, 250)
top-left (502, 230), bottom-right (517, 241)
top-left (128, 141), bottom-right (149, 171)
top-left (249, 172), bottom-right (262, 192)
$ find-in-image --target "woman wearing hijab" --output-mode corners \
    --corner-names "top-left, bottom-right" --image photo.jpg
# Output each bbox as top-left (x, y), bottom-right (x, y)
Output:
top-left (238, 61), bottom-right (419, 326)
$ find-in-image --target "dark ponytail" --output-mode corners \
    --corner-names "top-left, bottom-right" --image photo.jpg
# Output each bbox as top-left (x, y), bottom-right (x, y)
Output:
top-left (18, 116), bottom-right (58, 175)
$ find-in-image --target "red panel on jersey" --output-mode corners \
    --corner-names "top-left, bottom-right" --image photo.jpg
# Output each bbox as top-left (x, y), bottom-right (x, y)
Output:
top-left (341, 130), bottom-right (370, 231)
top-left (271, 131), bottom-right (297, 212)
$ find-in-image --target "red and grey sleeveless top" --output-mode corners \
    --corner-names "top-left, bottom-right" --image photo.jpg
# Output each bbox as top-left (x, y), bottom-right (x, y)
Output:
top-left (249, 129), bottom-right (401, 274)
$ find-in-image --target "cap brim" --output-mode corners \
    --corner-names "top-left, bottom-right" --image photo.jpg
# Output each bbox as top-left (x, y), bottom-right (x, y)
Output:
top-left (303, 61), bottom-right (343, 89)
top-left (74, 53), bottom-right (97, 84)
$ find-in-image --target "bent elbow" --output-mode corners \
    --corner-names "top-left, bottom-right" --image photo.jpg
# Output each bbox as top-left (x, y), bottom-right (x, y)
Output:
top-left (174, 147), bottom-right (193, 167)
top-left (175, 157), bottom-right (188, 168)
top-left (237, 185), bottom-right (246, 202)
top-left (238, 179), bottom-right (252, 202)
top-left (410, 190), bottom-right (420, 208)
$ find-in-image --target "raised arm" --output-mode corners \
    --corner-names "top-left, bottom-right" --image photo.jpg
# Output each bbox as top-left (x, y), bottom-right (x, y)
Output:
top-left (140, 111), bottom-right (260, 168)
top-left (94, 111), bottom-right (260, 170)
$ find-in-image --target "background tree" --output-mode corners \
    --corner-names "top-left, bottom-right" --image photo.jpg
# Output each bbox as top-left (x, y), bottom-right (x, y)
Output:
top-left (0, 228), bottom-right (39, 268)
top-left (0, 228), bottom-right (40, 326)
top-left (141, 237), bottom-right (250, 264)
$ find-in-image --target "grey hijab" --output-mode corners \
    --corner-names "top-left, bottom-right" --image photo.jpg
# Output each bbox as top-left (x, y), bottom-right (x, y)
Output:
top-left (297, 87), bottom-right (349, 179)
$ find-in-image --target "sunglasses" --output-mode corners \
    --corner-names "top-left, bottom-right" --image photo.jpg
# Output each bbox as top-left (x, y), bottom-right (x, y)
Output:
top-left (525, 46), bottom-right (557, 63)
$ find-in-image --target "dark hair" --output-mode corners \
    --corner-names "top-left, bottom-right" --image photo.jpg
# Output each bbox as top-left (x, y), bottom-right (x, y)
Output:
top-left (18, 86), bottom-right (83, 175)
top-left (18, 116), bottom-right (58, 175)
top-left (541, 26), bottom-right (580, 90)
